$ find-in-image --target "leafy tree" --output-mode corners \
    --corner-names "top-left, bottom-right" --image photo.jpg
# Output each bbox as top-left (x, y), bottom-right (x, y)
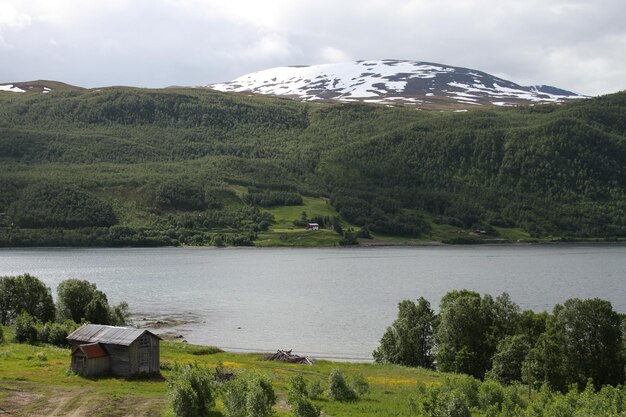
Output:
top-left (436, 290), bottom-right (489, 378)
top-left (38, 320), bottom-right (78, 347)
top-left (110, 301), bottom-right (130, 326)
top-left (57, 279), bottom-right (100, 323)
top-left (486, 334), bottom-right (531, 385)
top-left (373, 297), bottom-right (436, 368)
top-left (85, 291), bottom-right (112, 324)
top-left (0, 274), bottom-right (55, 324)
top-left (167, 363), bottom-right (216, 417)
top-left (533, 298), bottom-right (625, 390)
top-left (0, 325), bottom-right (4, 343)
top-left (56, 279), bottom-right (127, 325)
top-left (436, 290), bottom-right (519, 379)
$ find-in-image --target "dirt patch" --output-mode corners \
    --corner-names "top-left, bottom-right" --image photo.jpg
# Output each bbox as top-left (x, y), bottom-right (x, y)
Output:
top-left (0, 385), bottom-right (44, 415)
top-left (0, 383), bottom-right (165, 417)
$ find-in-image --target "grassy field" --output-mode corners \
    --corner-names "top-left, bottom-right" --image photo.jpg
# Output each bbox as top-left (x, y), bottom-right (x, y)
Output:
top-left (0, 333), bottom-right (447, 417)
top-left (266, 197), bottom-right (340, 229)
top-left (256, 197), bottom-right (345, 247)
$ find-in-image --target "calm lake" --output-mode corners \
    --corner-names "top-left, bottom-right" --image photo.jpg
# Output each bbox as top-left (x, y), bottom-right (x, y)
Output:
top-left (1, 245), bottom-right (625, 361)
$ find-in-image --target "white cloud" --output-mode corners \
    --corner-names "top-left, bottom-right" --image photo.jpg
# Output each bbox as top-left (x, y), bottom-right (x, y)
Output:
top-left (0, 1), bottom-right (31, 46)
top-left (244, 33), bottom-right (297, 60)
top-left (0, 0), bottom-right (623, 95)
top-left (0, 2), bottom-right (31, 29)
top-left (320, 47), bottom-right (351, 63)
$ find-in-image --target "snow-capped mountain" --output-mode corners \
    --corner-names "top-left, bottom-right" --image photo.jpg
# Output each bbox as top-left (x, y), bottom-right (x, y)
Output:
top-left (0, 80), bottom-right (82, 94)
top-left (210, 60), bottom-right (585, 107)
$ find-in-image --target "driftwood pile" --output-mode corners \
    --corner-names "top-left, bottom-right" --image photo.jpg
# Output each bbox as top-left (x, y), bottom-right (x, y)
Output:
top-left (263, 349), bottom-right (315, 365)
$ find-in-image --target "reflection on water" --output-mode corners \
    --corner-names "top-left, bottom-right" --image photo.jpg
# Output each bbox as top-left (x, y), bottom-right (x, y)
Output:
top-left (1, 245), bottom-right (625, 361)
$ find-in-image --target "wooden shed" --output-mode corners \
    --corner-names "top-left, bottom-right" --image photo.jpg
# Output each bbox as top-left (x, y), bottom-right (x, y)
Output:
top-left (67, 324), bottom-right (160, 377)
top-left (70, 342), bottom-right (110, 376)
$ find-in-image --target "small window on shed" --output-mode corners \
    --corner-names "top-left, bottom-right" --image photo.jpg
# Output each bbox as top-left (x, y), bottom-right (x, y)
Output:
top-left (139, 336), bottom-right (150, 347)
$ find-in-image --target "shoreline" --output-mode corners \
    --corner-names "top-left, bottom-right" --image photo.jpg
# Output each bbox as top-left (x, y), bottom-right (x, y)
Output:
top-left (133, 311), bottom-right (376, 363)
top-left (1, 239), bottom-right (625, 250)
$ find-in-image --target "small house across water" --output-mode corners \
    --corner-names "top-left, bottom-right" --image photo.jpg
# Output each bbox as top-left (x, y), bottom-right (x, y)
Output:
top-left (67, 324), bottom-right (160, 377)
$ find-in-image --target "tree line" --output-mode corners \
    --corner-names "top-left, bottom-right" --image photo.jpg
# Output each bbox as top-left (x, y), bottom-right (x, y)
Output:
top-left (374, 290), bottom-right (625, 392)
top-left (0, 274), bottom-right (129, 346)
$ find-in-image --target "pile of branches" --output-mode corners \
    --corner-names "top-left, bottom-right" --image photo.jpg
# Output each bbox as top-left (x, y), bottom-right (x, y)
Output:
top-left (263, 349), bottom-right (315, 365)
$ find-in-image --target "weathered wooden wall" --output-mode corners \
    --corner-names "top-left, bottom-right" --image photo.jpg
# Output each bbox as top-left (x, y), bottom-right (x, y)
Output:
top-left (128, 334), bottom-right (160, 374)
top-left (71, 353), bottom-right (110, 377)
top-left (105, 344), bottom-right (131, 377)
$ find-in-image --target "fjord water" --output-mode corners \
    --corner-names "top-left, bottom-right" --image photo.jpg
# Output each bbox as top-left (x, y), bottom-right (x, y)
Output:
top-left (1, 245), bottom-right (625, 361)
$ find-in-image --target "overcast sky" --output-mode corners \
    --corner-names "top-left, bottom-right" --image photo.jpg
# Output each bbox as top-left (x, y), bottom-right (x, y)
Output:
top-left (1, 0), bottom-right (624, 96)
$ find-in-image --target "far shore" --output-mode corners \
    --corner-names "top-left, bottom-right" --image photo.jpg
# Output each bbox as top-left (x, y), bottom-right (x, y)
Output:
top-left (1, 238), bottom-right (625, 251)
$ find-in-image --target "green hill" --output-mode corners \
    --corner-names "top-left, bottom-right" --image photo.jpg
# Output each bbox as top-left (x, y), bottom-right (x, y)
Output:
top-left (0, 86), bottom-right (624, 246)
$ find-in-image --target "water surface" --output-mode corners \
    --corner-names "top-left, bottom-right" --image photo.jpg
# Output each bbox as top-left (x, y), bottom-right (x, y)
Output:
top-left (1, 245), bottom-right (624, 360)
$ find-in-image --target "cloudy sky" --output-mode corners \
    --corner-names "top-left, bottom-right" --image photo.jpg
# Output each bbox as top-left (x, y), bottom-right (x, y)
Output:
top-left (0, 0), bottom-right (624, 96)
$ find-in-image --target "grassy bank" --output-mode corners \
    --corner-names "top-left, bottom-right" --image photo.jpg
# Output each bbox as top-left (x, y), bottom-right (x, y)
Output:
top-left (0, 336), bottom-right (445, 417)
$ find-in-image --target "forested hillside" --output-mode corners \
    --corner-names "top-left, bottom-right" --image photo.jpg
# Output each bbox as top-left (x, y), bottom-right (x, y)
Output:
top-left (0, 87), bottom-right (624, 246)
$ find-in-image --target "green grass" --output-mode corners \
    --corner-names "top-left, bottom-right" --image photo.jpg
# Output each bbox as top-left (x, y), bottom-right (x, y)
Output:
top-left (0, 333), bottom-right (449, 417)
top-left (255, 230), bottom-right (341, 247)
top-left (266, 197), bottom-right (339, 229)
top-left (255, 196), bottom-right (345, 246)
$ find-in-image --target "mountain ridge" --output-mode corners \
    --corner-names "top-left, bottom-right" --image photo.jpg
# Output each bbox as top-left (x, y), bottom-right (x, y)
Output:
top-left (209, 59), bottom-right (586, 108)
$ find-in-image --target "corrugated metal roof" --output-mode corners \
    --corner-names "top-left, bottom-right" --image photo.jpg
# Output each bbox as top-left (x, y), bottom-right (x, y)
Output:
top-left (77, 343), bottom-right (109, 359)
top-left (67, 324), bottom-right (159, 346)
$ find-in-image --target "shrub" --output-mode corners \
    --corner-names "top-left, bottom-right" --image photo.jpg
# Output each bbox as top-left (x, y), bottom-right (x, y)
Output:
top-left (351, 374), bottom-right (369, 396)
top-left (167, 363), bottom-right (216, 417)
top-left (222, 377), bottom-right (247, 417)
top-left (290, 397), bottom-right (320, 417)
top-left (444, 376), bottom-right (480, 409)
top-left (288, 375), bottom-right (320, 417)
top-left (13, 312), bottom-right (39, 344)
top-left (160, 361), bottom-right (174, 371)
top-left (444, 393), bottom-right (471, 417)
top-left (222, 373), bottom-right (276, 417)
top-left (478, 379), bottom-right (505, 411)
top-left (0, 326), bottom-right (4, 343)
top-left (413, 383), bottom-right (473, 417)
top-left (246, 374), bottom-right (276, 417)
top-left (328, 369), bottom-right (357, 402)
top-left (307, 380), bottom-right (323, 400)
top-left (288, 375), bottom-right (308, 402)
top-left (49, 321), bottom-right (77, 347)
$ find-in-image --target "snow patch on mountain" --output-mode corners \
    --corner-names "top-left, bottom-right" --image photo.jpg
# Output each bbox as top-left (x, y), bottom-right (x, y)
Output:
top-left (0, 84), bottom-right (26, 93)
top-left (210, 60), bottom-right (585, 107)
